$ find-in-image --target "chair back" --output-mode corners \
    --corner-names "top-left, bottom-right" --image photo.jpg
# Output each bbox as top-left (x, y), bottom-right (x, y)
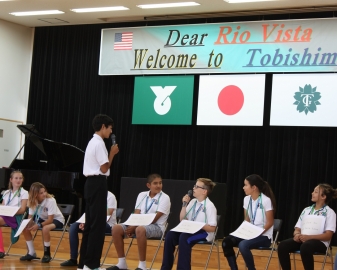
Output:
top-left (57, 204), bottom-right (75, 219)
top-left (116, 208), bottom-right (124, 224)
top-left (273, 219), bottom-right (282, 232)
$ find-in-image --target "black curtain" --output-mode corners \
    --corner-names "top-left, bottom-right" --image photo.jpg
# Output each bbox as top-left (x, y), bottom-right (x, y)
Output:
top-left (26, 11), bottom-right (337, 243)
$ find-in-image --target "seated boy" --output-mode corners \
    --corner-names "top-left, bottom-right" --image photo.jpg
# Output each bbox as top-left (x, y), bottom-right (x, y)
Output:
top-left (60, 191), bottom-right (117, 268)
top-left (108, 173), bottom-right (170, 270)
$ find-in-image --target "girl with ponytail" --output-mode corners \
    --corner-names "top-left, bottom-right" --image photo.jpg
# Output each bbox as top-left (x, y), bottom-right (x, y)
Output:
top-left (278, 183), bottom-right (337, 270)
top-left (222, 174), bottom-right (276, 270)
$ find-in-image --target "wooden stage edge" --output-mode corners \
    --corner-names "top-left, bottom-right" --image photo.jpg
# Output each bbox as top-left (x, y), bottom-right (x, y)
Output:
top-left (0, 227), bottom-right (335, 269)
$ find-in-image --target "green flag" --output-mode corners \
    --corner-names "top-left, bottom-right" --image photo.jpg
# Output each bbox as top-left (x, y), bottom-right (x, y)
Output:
top-left (132, 76), bottom-right (194, 125)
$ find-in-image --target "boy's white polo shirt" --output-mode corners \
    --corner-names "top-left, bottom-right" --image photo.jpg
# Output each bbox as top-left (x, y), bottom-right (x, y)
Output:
top-left (83, 134), bottom-right (109, 176)
top-left (134, 191), bottom-right (171, 233)
top-left (185, 197), bottom-right (217, 242)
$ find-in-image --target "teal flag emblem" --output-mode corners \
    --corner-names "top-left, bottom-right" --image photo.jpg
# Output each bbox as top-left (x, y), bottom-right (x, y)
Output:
top-left (293, 84), bottom-right (321, 115)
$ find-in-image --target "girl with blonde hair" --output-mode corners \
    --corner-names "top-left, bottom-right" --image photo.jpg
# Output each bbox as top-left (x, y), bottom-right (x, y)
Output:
top-left (0, 171), bottom-right (28, 258)
top-left (20, 182), bottom-right (64, 263)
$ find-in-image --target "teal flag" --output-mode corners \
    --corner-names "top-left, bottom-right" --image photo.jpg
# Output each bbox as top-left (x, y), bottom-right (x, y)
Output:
top-left (132, 76), bottom-right (194, 125)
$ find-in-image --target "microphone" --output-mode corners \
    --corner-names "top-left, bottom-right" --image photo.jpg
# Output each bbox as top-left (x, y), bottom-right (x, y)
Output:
top-left (111, 134), bottom-right (116, 146)
top-left (183, 190), bottom-right (193, 207)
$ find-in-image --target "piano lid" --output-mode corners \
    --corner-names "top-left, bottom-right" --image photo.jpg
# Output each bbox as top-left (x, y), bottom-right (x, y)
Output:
top-left (16, 124), bottom-right (84, 171)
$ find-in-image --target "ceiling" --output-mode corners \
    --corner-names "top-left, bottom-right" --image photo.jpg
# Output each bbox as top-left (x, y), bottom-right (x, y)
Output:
top-left (1, 0), bottom-right (337, 28)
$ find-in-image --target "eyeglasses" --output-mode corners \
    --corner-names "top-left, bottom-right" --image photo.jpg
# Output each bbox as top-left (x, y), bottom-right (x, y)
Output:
top-left (193, 184), bottom-right (206, 190)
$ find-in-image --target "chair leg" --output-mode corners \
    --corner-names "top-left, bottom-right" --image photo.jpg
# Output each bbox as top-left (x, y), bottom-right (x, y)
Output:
top-left (149, 237), bottom-right (164, 270)
top-left (125, 238), bottom-right (134, 257)
top-left (51, 228), bottom-right (67, 260)
top-left (101, 236), bottom-right (113, 266)
top-left (293, 253), bottom-right (296, 270)
top-left (204, 242), bottom-right (215, 270)
top-left (265, 243), bottom-right (277, 270)
top-left (264, 249), bottom-right (274, 270)
top-left (216, 241), bottom-right (220, 270)
top-left (5, 242), bottom-right (13, 255)
top-left (321, 247), bottom-right (330, 270)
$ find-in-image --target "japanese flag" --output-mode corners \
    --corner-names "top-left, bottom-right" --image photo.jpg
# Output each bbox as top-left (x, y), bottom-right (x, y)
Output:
top-left (270, 74), bottom-right (337, 127)
top-left (197, 75), bottom-right (266, 126)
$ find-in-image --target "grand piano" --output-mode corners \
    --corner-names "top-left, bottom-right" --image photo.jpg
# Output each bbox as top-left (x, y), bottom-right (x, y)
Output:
top-left (0, 124), bottom-right (85, 220)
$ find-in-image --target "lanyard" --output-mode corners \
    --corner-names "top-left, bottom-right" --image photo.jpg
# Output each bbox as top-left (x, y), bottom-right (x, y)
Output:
top-left (6, 188), bottom-right (21, 206)
top-left (191, 202), bottom-right (204, 221)
top-left (34, 205), bottom-right (42, 223)
top-left (135, 192), bottom-right (162, 214)
top-left (309, 204), bottom-right (327, 216)
top-left (145, 197), bottom-right (156, 213)
top-left (184, 199), bottom-right (207, 223)
top-left (247, 194), bottom-right (263, 225)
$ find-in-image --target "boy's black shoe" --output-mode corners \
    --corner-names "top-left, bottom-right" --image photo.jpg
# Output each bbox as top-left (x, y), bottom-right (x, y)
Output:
top-left (60, 259), bottom-right (78, 266)
top-left (41, 254), bottom-right (52, 263)
top-left (20, 253), bottom-right (40, 261)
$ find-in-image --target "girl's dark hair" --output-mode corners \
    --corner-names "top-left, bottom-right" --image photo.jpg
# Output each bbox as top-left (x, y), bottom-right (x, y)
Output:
top-left (245, 174), bottom-right (277, 215)
top-left (317, 183), bottom-right (337, 204)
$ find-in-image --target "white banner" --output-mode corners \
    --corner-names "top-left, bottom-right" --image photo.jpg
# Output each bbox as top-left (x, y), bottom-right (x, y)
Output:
top-left (100, 18), bottom-right (337, 75)
top-left (197, 75), bottom-right (265, 126)
top-left (270, 73), bottom-right (337, 127)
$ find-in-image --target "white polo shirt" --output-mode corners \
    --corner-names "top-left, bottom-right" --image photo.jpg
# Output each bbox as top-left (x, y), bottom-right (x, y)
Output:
top-left (29, 197), bottom-right (65, 224)
top-left (2, 188), bottom-right (28, 207)
top-left (107, 191), bottom-right (117, 227)
top-left (134, 191), bottom-right (171, 233)
top-left (83, 134), bottom-right (109, 176)
top-left (243, 193), bottom-right (274, 239)
top-left (185, 197), bottom-right (217, 242)
top-left (295, 205), bottom-right (336, 247)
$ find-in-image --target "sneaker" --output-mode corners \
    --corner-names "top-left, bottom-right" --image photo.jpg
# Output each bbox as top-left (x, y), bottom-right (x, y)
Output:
top-left (41, 254), bottom-right (52, 263)
top-left (20, 253), bottom-right (40, 261)
top-left (61, 259), bottom-right (78, 266)
top-left (0, 252), bottom-right (5, 259)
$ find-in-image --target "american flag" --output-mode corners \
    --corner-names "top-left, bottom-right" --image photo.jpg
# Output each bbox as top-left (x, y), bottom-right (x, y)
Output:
top-left (114, 32), bottom-right (133, 50)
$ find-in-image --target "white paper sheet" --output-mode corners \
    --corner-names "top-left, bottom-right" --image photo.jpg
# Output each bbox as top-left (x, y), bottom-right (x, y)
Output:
top-left (123, 213), bottom-right (156, 226)
top-left (76, 213), bottom-right (111, 224)
top-left (14, 218), bottom-right (31, 237)
top-left (171, 220), bottom-right (205, 234)
top-left (0, 205), bottom-right (20, 217)
top-left (230, 221), bottom-right (264, 240)
top-left (301, 215), bottom-right (325, 235)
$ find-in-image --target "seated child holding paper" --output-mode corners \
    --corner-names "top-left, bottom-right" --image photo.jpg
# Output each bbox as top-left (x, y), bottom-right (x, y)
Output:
top-left (0, 171), bottom-right (28, 258)
top-left (222, 174), bottom-right (276, 270)
top-left (60, 191), bottom-right (117, 268)
top-left (20, 182), bottom-right (64, 263)
top-left (161, 178), bottom-right (217, 270)
top-left (278, 184), bottom-right (337, 270)
top-left (107, 173), bottom-right (170, 270)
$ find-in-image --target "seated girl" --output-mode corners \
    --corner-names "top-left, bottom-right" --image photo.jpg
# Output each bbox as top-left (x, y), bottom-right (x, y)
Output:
top-left (20, 182), bottom-right (65, 263)
top-left (278, 183), bottom-right (336, 270)
top-left (0, 171), bottom-right (28, 258)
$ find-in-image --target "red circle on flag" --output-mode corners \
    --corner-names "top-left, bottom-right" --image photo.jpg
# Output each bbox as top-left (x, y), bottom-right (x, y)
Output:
top-left (217, 85), bottom-right (244, 115)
